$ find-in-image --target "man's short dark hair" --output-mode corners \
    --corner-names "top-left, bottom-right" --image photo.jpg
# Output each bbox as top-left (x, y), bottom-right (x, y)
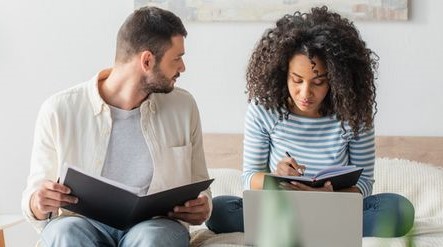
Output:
top-left (115, 6), bottom-right (187, 63)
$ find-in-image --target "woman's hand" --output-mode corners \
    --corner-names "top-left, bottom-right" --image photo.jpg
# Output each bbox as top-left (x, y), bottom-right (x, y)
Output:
top-left (275, 156), bottom-right (306, 176)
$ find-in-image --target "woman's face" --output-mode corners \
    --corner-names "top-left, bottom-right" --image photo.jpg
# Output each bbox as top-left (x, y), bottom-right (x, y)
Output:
top-left (287, 54), bottom-right (330, 118)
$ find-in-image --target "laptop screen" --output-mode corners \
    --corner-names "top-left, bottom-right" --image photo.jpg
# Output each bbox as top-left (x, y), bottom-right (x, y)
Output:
top-left (243, 190), bottom-right (363, 247)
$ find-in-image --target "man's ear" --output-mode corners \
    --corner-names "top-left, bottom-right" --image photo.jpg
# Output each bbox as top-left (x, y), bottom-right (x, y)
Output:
top-left (140, 50), bottom-right (155, 72)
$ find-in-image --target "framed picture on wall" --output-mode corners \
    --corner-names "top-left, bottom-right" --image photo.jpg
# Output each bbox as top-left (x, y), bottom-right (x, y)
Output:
top-left (134, 0), bottom-right (408, 22)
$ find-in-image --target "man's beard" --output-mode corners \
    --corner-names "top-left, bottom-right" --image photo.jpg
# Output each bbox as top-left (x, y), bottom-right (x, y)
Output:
top-left (141, 65), bottom-right (179, 94)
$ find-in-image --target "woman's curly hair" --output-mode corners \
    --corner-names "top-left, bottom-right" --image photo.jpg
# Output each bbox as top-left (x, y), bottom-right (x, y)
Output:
top-left (246, 6), bottom-right (378, 135)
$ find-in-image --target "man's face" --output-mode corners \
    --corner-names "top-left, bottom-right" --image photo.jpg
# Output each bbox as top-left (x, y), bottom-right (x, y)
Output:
top-left (142, 35), bottom-right (186, 94)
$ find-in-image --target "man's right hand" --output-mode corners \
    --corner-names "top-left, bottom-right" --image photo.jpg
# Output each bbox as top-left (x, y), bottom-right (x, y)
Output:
top-left (30, 179), bottom-right (78, 220)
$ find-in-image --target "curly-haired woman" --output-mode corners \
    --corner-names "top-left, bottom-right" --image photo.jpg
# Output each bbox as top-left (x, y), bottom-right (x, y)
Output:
top-left (206, 6), bottom-right (414, 237)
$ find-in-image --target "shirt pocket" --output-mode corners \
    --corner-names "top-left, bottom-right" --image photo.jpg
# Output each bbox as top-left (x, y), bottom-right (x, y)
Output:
top-left (164, 143), bottom-right (193, 185)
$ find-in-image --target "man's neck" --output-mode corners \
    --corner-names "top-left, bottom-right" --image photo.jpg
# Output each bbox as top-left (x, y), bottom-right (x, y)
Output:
top-left (99, 65), bottom-right (149, 110)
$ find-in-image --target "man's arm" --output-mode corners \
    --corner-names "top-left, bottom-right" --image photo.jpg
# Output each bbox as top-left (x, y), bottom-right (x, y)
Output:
top-left (185, 94), bottom-right (212, 223)
top-left (21, 99), bottom-right (73, 231)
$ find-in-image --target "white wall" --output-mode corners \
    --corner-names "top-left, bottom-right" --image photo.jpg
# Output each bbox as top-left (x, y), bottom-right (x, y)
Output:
top-left (1, 0), bottom-right (442, 246)
top-left (183, 0), bottom-right (443, 135)
top-left (0, 0), bottom-right (133, 245)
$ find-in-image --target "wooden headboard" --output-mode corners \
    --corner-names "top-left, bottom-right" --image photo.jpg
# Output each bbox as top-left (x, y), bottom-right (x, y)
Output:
top-left (203, 134), bottom-right (443, 169)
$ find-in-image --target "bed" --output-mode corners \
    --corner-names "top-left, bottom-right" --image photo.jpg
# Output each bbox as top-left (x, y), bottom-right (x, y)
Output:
top-left (189, 134), bottom-right (443, 247)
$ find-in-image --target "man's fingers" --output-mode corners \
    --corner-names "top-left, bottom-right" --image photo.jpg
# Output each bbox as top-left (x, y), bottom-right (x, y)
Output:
top-left (43, 180), bottom-right (71, 194)
top-left (173, 195), bottom-right (209, 213)
top-left (32, 180), bottom-right (78, 215)
top-left (41, 188), bottom-right (78, 204)
top-left (168, 210), bottom-right (209, 225)
top-left (183, 195), bottom-right (207, 207)
top-left (34, 190), bottom-right (77, 208)
top-left (32, 196), bottom-right (59, 214)
top-left (168, 194), bottom-right (210, 225)
top-left (173, 204), bottom-right (206, 214)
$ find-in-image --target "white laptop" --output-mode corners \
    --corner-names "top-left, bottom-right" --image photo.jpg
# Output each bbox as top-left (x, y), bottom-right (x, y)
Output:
top-left (243, 190), bottom-right (363, 247)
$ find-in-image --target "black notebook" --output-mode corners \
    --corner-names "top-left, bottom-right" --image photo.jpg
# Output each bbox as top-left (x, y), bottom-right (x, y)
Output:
top-left (60, 166), bottom-right (214, 230)
top-left (263, 165), bottom-right (363, 191)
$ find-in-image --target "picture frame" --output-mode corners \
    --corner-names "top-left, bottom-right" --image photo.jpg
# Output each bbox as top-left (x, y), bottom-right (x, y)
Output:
top-left (134, 0), bottom-right (408, 22)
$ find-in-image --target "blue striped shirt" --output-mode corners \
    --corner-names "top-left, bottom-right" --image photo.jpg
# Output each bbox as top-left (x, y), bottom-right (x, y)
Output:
top-left (242, 103), bottom-right (375, 197)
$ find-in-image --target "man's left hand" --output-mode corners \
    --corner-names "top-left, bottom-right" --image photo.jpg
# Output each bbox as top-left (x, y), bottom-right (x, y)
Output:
top-left (168, 194), bottom-right (210, 225)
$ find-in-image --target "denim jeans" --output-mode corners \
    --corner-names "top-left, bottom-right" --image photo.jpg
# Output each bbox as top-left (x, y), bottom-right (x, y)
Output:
top-left (206, 193), bottom-right (414, 237)
top-left (41, 216), bottom-right (189, 247)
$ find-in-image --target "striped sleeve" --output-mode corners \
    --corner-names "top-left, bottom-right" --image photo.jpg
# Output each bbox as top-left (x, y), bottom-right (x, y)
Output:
top-left (241, 104), bottom-right (276, 189)
top-left (349, 128), bottom-right (375, 197)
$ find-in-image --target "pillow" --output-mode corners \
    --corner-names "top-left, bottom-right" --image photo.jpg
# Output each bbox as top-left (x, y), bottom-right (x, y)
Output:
top-left (373, 158), bottom-right (443, 222)
top-left (208, 168), bottom-right (243, 198)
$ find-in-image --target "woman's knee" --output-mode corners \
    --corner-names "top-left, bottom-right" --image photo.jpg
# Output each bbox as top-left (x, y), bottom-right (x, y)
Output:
top-left (363, 193), bottom-right (415, 237)
top-left (385, 193), bottom-right (415, 235)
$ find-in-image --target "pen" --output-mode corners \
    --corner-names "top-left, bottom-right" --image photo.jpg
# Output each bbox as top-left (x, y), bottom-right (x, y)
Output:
top-left (48, 177), bottom-right (60, 220)
top-left (285, 151), bottom-right (304, 176)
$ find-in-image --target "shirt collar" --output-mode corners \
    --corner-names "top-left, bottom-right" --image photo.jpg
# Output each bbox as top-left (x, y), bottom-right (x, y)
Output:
top-left (88, 68), bottom-right (157, 116)
top-left (89, 68), bottom-right (112, 116)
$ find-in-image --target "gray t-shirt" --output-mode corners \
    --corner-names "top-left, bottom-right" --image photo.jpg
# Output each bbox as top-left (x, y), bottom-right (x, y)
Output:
top-left (101, 105), bottom-right (153, 195)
